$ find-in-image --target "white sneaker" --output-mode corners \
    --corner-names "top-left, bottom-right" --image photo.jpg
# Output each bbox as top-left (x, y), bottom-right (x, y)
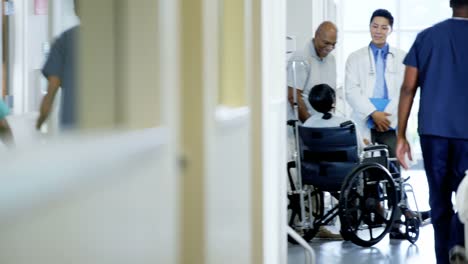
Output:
top-left (449, 245), bottom-right (468, 264)
top-left (315, 226), bottom-right (342, 240)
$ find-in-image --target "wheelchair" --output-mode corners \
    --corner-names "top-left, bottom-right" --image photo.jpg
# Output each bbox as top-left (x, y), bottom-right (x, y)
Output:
top-left (287, 121), bottom-right (422, 247)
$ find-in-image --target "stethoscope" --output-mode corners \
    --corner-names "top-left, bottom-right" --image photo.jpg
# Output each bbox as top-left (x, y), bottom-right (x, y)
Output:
top-left (367, 44), bottom-right (395, 75)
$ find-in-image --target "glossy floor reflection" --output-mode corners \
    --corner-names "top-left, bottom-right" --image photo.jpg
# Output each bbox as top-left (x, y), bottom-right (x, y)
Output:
top-left (288, 221), bottom-right (435, 264)
top-left (289, 169), bottom-right (435, 264)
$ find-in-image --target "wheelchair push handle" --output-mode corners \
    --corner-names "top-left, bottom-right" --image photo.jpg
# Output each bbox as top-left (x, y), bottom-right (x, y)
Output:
top-left (287, 119), bottom-right (299, 127)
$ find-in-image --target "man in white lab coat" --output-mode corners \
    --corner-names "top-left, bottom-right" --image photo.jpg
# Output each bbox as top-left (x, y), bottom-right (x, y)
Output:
top-left (345, 9), bottom-right (406, 158)
top-left (345, 9), bottom-right (410, 240)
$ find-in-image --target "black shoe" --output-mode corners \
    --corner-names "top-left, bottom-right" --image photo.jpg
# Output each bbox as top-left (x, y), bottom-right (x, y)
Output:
top-left (389, 229), bottom-right (406, 240)
top-left (420, 210), bottom-right (431, 221)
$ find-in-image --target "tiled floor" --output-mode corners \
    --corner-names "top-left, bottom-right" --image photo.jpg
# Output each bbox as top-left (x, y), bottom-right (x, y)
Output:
top-left (288, 224), bottom-right (435, 264)
top-left (288, 169), bottom-right (436, 264)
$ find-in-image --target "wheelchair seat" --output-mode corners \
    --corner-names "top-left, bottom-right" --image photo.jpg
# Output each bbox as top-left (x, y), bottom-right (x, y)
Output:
top-left (298, 122), bottom-right (359, 192)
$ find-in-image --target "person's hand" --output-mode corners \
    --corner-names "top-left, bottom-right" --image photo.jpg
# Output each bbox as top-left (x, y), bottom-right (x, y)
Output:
top-left (363, 138), bottom-right (370, 146)
top-left (371, 111), bottom-right (391, 132)
top-left (396, 136), bottom-right (412, 170)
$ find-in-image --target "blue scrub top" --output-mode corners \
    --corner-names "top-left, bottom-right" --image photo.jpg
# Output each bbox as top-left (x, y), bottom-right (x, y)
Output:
top-left (404, 18), bottom-right (468, 140)
top-left (0, 100), bottom-right (10, 120)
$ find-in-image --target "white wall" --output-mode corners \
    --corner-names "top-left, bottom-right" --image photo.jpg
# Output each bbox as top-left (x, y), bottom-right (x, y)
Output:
top-left (49, 0), bottom-right (80, 38)
top-left (287, 0), bottom-right (313, 52)
top-left (261, 5), bottom-right (288, 264)
top-left (206, 107), bottom-right (252, 264)
top-left (287, 0), bottom-right (337, 53)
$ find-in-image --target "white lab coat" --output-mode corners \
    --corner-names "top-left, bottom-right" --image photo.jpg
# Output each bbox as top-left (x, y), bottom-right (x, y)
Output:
top-left (345, 46), bottom-right (406, 140)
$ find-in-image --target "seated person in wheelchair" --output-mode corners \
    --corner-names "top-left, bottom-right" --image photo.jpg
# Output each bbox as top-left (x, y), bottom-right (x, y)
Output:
top-left (303, 83), bottom-right (370, 149)
top-left (301, 84), bottom-right (371, 239)
top-left (304, 84), bottom-right (428, 240)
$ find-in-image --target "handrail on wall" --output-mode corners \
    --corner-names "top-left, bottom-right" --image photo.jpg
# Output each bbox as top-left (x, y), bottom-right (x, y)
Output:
top-left (0, 127), bottom-right (168, 220)
top-left (287, 226), bottom-right (316, 264)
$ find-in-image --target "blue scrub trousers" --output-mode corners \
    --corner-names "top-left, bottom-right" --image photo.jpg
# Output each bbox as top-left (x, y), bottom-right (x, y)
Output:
top-left (420, 135), bottom-right (468, 264)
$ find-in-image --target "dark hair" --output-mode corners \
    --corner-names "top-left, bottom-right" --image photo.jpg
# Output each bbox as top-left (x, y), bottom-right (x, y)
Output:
top-left (308, 84), bottom-right (336, 120)
top-left (451, 0), bottom-right (468, 7)
top-left (370, 9), bottom-right (394, 27)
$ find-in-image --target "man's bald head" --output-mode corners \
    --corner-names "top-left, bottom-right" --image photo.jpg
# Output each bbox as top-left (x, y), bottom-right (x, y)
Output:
top-left (315, 21), bottom-right (337, 39)
top-left (313, 21), bottom-right (337, 59)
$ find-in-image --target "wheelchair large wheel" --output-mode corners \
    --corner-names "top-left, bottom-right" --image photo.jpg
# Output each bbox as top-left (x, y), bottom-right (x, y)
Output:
top-left (339, 163), bottom-right (398, 247)
top-left (287, 186), bottom-right (324, 244)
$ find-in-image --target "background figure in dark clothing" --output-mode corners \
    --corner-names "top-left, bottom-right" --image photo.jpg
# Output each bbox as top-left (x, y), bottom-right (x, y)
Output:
top-left (397, 0), bottom-right (468, 263)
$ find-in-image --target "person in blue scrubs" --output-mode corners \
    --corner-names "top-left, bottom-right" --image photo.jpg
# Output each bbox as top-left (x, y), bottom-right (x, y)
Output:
top-left (397, 0), bottom-right (468, 263)
top-left (0, 99), bottom-right (14, 147)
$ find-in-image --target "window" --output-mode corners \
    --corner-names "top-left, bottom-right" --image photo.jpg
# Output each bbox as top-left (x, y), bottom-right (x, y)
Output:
top-left (337, 0), bottom-right (451, 84)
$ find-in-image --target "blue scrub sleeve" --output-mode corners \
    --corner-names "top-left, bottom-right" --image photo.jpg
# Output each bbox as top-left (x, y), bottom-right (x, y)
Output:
top-left (42, 34), bottom-right (65, 79)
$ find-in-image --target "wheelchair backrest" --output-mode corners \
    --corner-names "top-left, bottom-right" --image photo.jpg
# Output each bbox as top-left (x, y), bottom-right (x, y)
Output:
top-left (298, 122), bottom-right (359, 191)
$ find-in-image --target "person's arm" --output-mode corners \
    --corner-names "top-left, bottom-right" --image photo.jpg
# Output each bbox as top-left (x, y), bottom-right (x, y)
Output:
top-left (288, 87), bottom-right (310, 122)
top-left (36, 76), bottom-right (61, 130)
top-left (396, 66), bottom-right (419, 169)
top-left (0, 118), bottom-right (14, 147)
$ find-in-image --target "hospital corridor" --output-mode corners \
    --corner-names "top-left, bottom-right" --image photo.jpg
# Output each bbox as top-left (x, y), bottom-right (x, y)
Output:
top-left (1, 0), bottom-right (468, 264)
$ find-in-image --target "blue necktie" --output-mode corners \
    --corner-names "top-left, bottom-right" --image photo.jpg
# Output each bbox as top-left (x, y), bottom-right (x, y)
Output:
top-left (372, 49), bottom-right (388, 99)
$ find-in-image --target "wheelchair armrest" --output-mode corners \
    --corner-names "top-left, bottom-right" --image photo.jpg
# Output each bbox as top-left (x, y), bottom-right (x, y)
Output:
top-left (340, 120), bottom-right (354, 128)
top-left (287, 119), bottom-right (298, 127)
top-left (363, 144), bottom-right (388, 152)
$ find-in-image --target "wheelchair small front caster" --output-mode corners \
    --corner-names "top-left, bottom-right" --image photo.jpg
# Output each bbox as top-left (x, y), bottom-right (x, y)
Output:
top-left (340, 229), bottom-right (352, 241)
top-left (405, 217), bottom-right (420, 244)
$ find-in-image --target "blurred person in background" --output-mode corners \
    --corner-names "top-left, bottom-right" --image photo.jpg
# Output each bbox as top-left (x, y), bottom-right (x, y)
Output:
top-left (37, 0), bottom-right (80, 131)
